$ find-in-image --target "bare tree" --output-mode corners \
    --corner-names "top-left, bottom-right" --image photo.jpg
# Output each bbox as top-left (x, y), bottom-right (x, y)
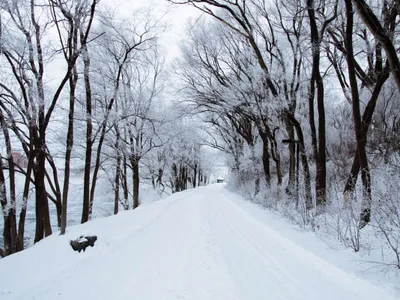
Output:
top-left (0, 0), bottom-right (98, 241)
top-left (81, 9), bottom-right (165, 221)
top-left (48, 0), bottom-right (99, 234)
top-left (306, 0), bottom-right (338, 209)
top-left (171, 0), bottom-right (313, 206)
top-left (118, 50), bottom-right (165, 209)
top-left (351, 0), bottom-right (400, 90)
top-left (325, 0), bottom-right (394, 227)
top-left (344, 0), bottom-right (372, 228)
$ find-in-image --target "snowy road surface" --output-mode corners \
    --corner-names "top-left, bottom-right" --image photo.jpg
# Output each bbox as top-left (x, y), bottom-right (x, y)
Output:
top-left (0, 184), bottom-right (397, 300)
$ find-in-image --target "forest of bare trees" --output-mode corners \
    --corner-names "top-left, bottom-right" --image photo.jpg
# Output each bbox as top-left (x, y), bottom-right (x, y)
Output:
top-left (1, 0), bottom-right (400, 270)
top-left (0, 0), bottom-right (212, 258)
top-left (170, 0), bottom-right (400, 261)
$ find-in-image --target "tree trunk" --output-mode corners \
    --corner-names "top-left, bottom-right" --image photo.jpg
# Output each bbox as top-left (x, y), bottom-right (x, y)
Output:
top-left (152, 174), bottom-right (156, 189)
top-left (43, 156), bottom-right (62, 228)
top-left (343, 68), bottom-right (389, 198)
top-left (193, 163), bottom-right (197, 188)
top-left (345, 0), bottom-right (372, 228)
top-left (262, 136), bottom-right (271, 187)
top-left (0, 137), bottom-right (16, 257)
top-left (0, 157), bottom-right (11, 256)
top-left (54, 198), bottom-right (62, 229)
top-left (198, 169), bottom-right (202, 187)
top-left (269, 132), bottom-right (282, 186)
top-left (114, 128), bottom-right (121, 215)
top-left (60, 62), bottom-right (78, 234)
top-left (315, 69), bottom-right (327, 209)
top-left (122, 154), bottom-right (129, 210)
top-left (284, 120), bottom-right (296, 195)
top-left (0, 109), bottom-right (18, 254)
top-left (29, 0), bottom-right (52, 242)
top-left (180, 165), bottom-right (186, 191)
top-left (307, 0), bottom-right (326, 209)
top-left (59, 4), bottom-right (80, 234)
top-left (81, 42), bottom-right (93, 224)
top-left (172, 163), bottom-right (178, 193)
top-left (34, 133), bottom-right (52, 243)
top-left (308, 73), bottom-right (319, 161)
top-left (87, 96), bottom-right (116, 220)
top-left (284, 110), bottom-right (313, 209)
top-left (156, 168), bottom-right (164, 188)
top-left (17, 154), bottom-right (34, 251)
top-left (132, 156), bottom-right (140, 209)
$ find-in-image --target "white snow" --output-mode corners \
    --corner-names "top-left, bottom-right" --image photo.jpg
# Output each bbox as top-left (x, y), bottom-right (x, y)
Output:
top-left (0, 184), bottom-right (398, 300)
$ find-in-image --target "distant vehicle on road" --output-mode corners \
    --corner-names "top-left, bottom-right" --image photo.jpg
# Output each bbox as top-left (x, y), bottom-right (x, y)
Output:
top-left (216, 177), bottom-right (224, 183)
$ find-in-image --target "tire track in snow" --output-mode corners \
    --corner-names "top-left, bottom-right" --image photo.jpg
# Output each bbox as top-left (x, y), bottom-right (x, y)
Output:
top-left (204, 186), bottom-right (397, 300)
top-left (220, 197), bottom-right (311, 299)
top-left (201, 191), bottom-right (300, 299)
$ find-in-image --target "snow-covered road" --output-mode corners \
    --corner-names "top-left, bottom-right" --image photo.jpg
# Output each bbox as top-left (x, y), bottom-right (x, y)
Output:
top-left (0, 184), bottom-right (397, 299)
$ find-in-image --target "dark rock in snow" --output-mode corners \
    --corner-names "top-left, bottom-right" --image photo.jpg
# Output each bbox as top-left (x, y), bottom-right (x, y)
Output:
top-left (70, 235), bottom-right (97, 253)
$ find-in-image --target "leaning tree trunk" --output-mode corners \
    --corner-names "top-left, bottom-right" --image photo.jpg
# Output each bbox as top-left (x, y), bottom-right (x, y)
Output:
top-left (87, 98), bottom-right (116, 220)
top-left (352, 0), bottom-right (400, 90)
top-left (45, 159), bottom-right (62, 227)
top-left (88, 127), bottom-right (106, 220)
top-left (17, 154), bottom-right (34, 251)
top-left (343, 68), bottom-right (389, 199)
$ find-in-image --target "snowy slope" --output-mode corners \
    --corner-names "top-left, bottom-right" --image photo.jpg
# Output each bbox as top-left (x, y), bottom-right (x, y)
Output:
top-left (0, 184), bottom-right (397, 300)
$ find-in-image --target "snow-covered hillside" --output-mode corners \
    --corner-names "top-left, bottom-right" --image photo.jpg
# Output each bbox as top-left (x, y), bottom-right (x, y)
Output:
top-left (0, 184), bottom-right (397, 300)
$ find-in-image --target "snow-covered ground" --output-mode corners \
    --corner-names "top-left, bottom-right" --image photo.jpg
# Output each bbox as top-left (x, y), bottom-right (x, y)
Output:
top-left (1, 184), bottom-right (398, 299)
top-left (0, 170), bottom-right (164, 249)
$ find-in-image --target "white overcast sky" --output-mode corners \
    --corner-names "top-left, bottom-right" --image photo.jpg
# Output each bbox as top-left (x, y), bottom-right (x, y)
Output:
top-left (109, 0), bottom-right (204, 62)
top-left (40, 0), bottom-right (204, 91)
